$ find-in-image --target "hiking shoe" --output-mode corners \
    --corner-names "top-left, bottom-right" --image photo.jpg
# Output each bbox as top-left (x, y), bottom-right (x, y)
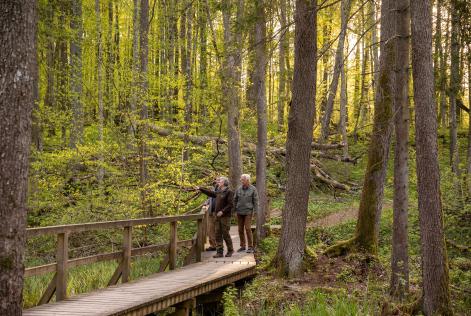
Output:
top-left (205, 246), bottom-right (217, 251)
top-left (225, 250), bottom-right (234, 257)
top-left (246, 247), bottom-right (254, 253)
top-left (213, 252), bottom-right (224, 258)
top-left (237, 247), bottom-right (246, 252)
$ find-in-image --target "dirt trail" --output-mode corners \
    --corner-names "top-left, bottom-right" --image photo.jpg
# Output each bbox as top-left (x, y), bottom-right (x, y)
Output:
top-left (269, 202), bottom-right (392, 229)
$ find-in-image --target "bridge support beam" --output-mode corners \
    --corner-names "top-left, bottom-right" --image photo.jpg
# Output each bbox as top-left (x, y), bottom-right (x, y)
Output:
top-left (171, 298), bottom-right (196, 316)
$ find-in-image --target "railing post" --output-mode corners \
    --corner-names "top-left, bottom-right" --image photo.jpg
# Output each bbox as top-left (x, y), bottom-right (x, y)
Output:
top-left (196, 218), bottom-right (203, 262)
top-left (122, 226), bottom-right (132, 283)
top-left (169, 221), bottom-right (177, 270)
top-left (56, 231), bottom-right (69, 301)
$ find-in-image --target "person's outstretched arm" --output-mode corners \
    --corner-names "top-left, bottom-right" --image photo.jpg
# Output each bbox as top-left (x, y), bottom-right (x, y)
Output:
top-left (196, 186), bottom-right (217, 198)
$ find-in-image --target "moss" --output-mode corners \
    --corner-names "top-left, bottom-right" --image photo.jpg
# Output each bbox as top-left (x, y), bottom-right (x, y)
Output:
top-left (324, 237), bottom-right (357, 257)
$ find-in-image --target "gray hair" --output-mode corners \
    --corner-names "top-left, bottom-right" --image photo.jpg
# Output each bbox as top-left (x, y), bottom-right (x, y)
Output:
top-left (240, 174), bottom-right (251, 181)
top-left (219, 176), bottom-right (229, 187)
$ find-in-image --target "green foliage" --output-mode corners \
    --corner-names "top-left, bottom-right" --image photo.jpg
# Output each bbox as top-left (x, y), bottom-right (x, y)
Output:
top-left (223, 286), bottom-right (240, 316)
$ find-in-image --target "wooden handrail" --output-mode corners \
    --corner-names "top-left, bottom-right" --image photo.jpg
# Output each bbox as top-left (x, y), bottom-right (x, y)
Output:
top-left (27, 213), bottom-right (204, 237)
top-left (25, 210), bottom-right (209, 306)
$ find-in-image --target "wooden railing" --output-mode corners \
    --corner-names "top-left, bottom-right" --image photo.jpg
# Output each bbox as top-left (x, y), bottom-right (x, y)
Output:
top-left (25, 210), bottom-right (208, 306)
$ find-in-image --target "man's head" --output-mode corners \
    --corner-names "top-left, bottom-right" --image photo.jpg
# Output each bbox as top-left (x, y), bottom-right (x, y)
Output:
top-left (240, 174), bottom-right (251, 187)
top-left (218, 176), bottom-right (229, 188)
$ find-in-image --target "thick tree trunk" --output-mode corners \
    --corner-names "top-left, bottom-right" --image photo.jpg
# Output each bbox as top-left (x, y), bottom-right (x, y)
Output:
top-left (390, 0), bottom-right (410, 299)
top-left (277, 0), bottom-right (288, 132)
top-left (319, 0), bottom-right (352, 142)
top-left (70, 0), bottom-right (84, 148)
top-left (354, 0), bottom-right (394, 254)
top-left (326, 0), bottom-right (394, 256)
top-left (450, 0), bottom-right (460, 175)
top-left (96, 0), bottom-right (105, 182)
top-left (275, 0), bottom-right (317, 278)
top-left (410, 0), bottom-right (452, 314)
top-left (254, 0), bottom-right (268, 241)
top-left (0, 1), bottom-right (37, 314)
top-left (222, 0), bottom-right (243, 189)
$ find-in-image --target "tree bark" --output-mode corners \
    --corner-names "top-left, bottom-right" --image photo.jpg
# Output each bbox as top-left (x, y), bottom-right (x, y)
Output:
top-left (0, 1), bottom-right (37, 314)
top-left (222, 0), bottom-right (243, 190)
top-left (277, 0), bottom-right (288, 131)
top-left (326, 0), bottom-right (395, 256)
top-left (275, 0), bottom-right (317, 278)
top-left (410, 0), bottom-right (452, 313)
top-left (390, 0), bottom-right (410, 299)
top-left (96, 0), bottom-right (105, 182)
top-left (70, 0), bottom-right (84, 148)
top-left (450, 0), bottom-right (460, 175)
top-left (254, 0), bottom-right (268, 241)
top-left (467, 49), bottom-right (471, 197)
top-left (139, 0), bottom-right (149, 210)
top-left (339, 47), bottom-right (349, 159)
top-left (319, 0), bottom-right (352, 142)
top-left (182, 3), bottom-right (193, 160)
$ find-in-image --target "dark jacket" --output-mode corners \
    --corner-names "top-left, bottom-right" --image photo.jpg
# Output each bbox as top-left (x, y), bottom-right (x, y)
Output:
top-left (199, 187), bottom-right (233, 217)
top-left (234, 185), bottom-right (259, 215)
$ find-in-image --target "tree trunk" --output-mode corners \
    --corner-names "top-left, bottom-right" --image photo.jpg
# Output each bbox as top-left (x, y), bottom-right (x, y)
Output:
top-left (449, 0), bottom-right (460, 175)
top-left (438, 1), bottom-right (448, 139)
top-left (130, 0), bottom-right (139, 137)
top-left (370, 0), bottom-right (379, 93)
top-left (277, 0), bottom-right (288, 132)
top-left (319, 0), bottom-right (352, 142)
top-left (139, 0), bottom-right (149, 210)
top-left (467, 50), bottom-right (471, 197)
top-left (70, 0), bottom-right (84, 148)
top-left (275, 0), bottom-right (317, 278)
top-left (339, 49), bottom-right (349, 159)
top-left (96, 0), bottom-right (105, 182)
top-left (254, 0), bottom-right (268, 241)
top-left (198, 0), bottom-right (208, 123)
top-left (183, 3), bottom-right (193, 160)
top-left (410, 0), bottom-right (452, 314)
top-left (390, 0), bottom-right (410, 299)
top-left (326, 0), bottom-right (394, 256)
top-left (222, 0), bottom-right (243, 190)
top-left (105, 0), bottom-right (114, 122)
top-left (0, 1), bottom-right (37, 314)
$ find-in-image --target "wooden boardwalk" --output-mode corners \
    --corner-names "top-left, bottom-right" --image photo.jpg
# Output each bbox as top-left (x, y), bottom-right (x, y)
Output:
top-left (24, 227), bottom-right (256, 316)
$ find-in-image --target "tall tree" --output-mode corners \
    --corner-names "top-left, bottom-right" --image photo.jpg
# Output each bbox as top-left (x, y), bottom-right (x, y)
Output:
top-left (182, 3), bottom-right (193, 160)
top-left (0, 1), bottom-right (37, 314)
top-left (96, 0), bottom-right (105, 182)
top-left (410, 0), bottom-right (452, 313)
top-left (222, 0), bottom-right (244, 189)
top-left (254, 0), bottom-right (268, 241)
top-left (139, 0), bottom-right (149, 209)
top-left (468, 48), bottom-right (471, 196)
top-left (277, 0), bottom-right (288, 131)
top-left (319, 0), bottom-right (352, 142)
top-left (275, 0), bottom-right (317, 277)
top-left (450, 0), bottom-right (460, 175)
top-left (339, 49), bottom-right (349, 158)
top-left (70, 0), bottom-right (84, 148)
top-left (390, 0), bottom-right (410, 299)
top-left (326, 0), bottom-right (395, 256)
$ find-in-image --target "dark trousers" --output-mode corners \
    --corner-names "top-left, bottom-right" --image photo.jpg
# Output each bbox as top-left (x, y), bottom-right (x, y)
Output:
top-left (207, 214), bottom-right (217, 248)
top-left (215, 216), bottom-right (233, 253)
top-left (237, 213), bottom-right (253, 248)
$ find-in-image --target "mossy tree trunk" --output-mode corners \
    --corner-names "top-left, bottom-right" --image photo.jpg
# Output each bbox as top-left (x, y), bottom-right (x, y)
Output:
top-left (275, 0), bottom-right (317, 278)
top-left (326, 0), bottom-right (395, 256)
top-left (410, 0), bottom-right (452, 313)
top-left (0, 1), bottom-right (37, 314)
